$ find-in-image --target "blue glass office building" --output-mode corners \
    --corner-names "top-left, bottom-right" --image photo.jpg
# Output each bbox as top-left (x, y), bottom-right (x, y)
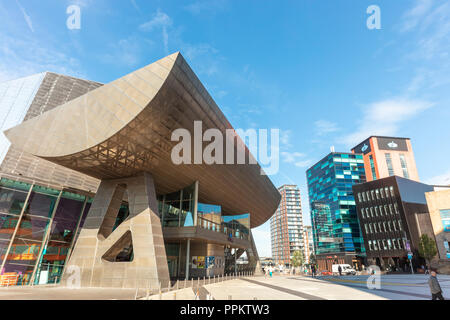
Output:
top-left (306, 152), bottom-right (366, 271)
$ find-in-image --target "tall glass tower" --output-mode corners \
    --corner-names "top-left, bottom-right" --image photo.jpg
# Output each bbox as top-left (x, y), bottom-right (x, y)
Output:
top-left (306, 152), bottom-right (366, 270)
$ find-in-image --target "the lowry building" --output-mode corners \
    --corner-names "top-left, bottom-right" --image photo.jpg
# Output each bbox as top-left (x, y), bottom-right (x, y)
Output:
top-left (0, 53), bottom-right (280, 288)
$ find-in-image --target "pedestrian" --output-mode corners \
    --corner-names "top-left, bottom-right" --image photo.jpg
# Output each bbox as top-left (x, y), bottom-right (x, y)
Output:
top-left (269, 266), bottom-right (273, 278)
top-left (338, 265), bottom-right (342, 276)
top-left (428, 269), bottom-right (445, 300)
top-left (311, 264), bottom-right (316, 278)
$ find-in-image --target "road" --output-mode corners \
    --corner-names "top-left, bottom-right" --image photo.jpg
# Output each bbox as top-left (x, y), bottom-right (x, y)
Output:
top-left (0, 274), bottom-right (448, 300)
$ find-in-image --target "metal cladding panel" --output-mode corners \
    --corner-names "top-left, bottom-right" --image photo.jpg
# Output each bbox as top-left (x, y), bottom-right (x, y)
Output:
top-left (4, 53), bottom-right (280, 228)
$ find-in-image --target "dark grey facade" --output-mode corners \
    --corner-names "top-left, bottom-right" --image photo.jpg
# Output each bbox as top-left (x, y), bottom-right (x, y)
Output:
top-left (353, 176), bottom-right (434, 271)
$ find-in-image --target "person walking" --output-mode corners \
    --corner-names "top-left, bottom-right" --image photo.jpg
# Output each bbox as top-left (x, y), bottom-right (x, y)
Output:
top-left (269, 266), bottom-right (273, 278)
top-left (338, 265), bottom-right (342, 276)
top-left (428, 269), bottom-right (445, 300)
top-left (311, 264), bottom-right (316, 278)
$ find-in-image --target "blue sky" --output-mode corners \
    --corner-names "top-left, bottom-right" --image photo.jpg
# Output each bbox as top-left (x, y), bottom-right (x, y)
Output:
top-left (0, 0), bottom-right (449, 257)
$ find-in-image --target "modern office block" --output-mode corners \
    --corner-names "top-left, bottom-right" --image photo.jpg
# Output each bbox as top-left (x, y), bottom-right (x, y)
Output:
top-left (353, 176), bottom-right (435, 271)
top-left (352, 136), bottom-right (419, 182)
top-left (306, 152), bottom-right (366, 271)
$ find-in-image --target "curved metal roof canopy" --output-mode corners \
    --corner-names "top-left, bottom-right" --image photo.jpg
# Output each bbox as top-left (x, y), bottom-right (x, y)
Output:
top-left (5, 52), bottom-right (280, 228)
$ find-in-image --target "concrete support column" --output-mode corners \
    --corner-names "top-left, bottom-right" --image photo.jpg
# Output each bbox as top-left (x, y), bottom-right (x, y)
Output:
top-left (61, 172), bottom-right (170, 289)
top-left (185, 239), bottom-right (191, 280)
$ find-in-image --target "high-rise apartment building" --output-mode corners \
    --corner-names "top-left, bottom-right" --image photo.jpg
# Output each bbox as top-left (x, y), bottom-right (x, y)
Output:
top-left (270, 185), bottom-right (304, 265)
top-left (352, 136), bottom-right (419, 182)
top-left (306, 152), bottom-right (366, 271)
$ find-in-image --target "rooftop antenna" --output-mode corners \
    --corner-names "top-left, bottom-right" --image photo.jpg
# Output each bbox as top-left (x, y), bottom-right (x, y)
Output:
top-left (330, 146), bottom-right (335, 153)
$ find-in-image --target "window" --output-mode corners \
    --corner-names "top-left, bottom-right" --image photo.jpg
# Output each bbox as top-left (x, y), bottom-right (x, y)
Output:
top-left (385, 187), bottom-right (390, 198)
top-left (365, 224), bottom-right (369, 234)
top-left (358, 193), bottom-right (362, 202)
top-left (370, 207), bottom-right (374, 217)
top-left (362, 192), bottom-right (366, 202)
top-left (373, 223), bottom-right (377, 233)
top-left (385, 153), bottom-right (395, 176)
top-left (392, 239), bottom-right (397, 250)
top-left (383, 222), bottom-right (387, 232)
top-left (369, 223), bottom-right (373, 233)
top-left (393, 220), bottom-right (397, 231)
top-left (382, 240), bottom-right (387, 250)
top-left (384, 205), bottom-right (389, 216)
top-left (376, 189), bottom-right (380, 199)
top-left (399, 154), bottom-right (409, 179)
top-left (390, 186), bottom-right (395, 197)
top-left (379, 205), bottom-right (383, 216)
top-left (361, 209), bottom-right (365, 219)
top-left (394, 202), bottom-right (399, 214)
top-left (380, 188), bottom-right (385, 198)
top-left (388, 221), bottom-right (392, 232)
top-left (373, 240), bottom-right (378, 250)
top-left (368, 240), bottom-right (373, 250)
top-left (369, 155), bottom-right (377, 180)
top-left (398, 220), bottom-right (403, 231)
top-left (389, 204), bottom-right (393, 215)
top-left (366, 208), bottom-right (370, 218)
top-left (378, 222), bottom-right (382, 233)
top-left (366, 191), bottom-right (370, 202)
top-left (387, 239), bottom-right (392, 250)
top-left (375, 207), bottom-right (379, 217)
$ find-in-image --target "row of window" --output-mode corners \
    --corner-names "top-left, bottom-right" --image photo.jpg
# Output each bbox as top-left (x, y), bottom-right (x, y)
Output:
top-left (360, 203), bottom-right (399, 219)
top-left (364, 219), bottom-right (403, 234)
top-left (368, 238), bottom-right (406, 251)
top-left (357, 186), bottom-right (395, 203)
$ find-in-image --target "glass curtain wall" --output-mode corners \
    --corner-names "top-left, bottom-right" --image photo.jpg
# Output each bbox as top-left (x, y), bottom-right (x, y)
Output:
top-left (161, 183), bottom-right (196, 228)
top-left (0, 178), bottom-right (94, 286)
top-left (0, 178), bottom-right (32, 284)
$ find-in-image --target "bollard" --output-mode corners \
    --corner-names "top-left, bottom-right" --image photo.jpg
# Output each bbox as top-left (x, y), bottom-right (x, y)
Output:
top-left (185, 278), bottom-right (187, 289)
top-left (134, 286), bottom-right (139, 300)
top-left (191, 278), bottom-right (194, 288)
top-left (176, 280), bottom-right (179, 290)
top-left (253, 297), bottom-right (257, 300)
top-left (173, 292), bottom-right (177, 300)
top-left (209, 276), bottom-right (210, 285)
top-left (228, 295), bottom-right (232, 300)
top-left (203, 276), bottom-right (205, 286)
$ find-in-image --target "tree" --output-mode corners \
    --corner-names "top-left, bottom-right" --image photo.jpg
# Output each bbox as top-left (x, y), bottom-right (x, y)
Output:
top-left (291, 250), bottom-right (304, 268)
top-left (418, 234), bottom-right (438, 267)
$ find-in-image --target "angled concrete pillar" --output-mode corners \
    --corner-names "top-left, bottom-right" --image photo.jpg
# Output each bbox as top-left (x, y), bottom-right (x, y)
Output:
top-left (247, 230), bottom-right (263, 275)
top-left (61, 172), bottom-right (169, 289)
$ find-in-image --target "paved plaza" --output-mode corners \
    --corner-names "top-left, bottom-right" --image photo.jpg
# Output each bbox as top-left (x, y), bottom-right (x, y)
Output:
top-left (0, 274), bottom-right (448, 300)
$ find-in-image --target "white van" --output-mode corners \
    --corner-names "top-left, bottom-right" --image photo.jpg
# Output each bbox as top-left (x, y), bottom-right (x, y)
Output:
top-left (332, 264), bottom-right (356, 275)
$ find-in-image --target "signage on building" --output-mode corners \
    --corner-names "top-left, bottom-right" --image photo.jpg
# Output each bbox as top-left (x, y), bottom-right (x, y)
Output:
top-left (377, 137), bottom-right (409, 151)
top-left (405, 240), bottom-right (411, 252)
top-left (353, 139), bottom-right (372, 155)
top-left (439, 209), bottom-right (450, 232)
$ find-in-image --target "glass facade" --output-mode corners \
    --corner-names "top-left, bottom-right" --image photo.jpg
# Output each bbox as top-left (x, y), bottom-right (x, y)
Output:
top-left (0, 178), bottom-right (92, 286)
top-left (0, 73), bottom-right (46, 164)
top-left (1, 177), bottom-right (253, 285)
top-left (306, 153), bottom-right (366, 255)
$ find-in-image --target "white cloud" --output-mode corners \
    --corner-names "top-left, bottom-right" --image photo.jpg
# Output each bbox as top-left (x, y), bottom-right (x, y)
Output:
top-left (139, 9), bottom-right (172, 54)
top-left (294, 160), bottom-right (313, 168)
top-left (314, 120), bottom-right (339, 136)
top-left (342, 98), bottom-right (433, 146)
top-left (15, 0), bottom-right (34, 33)
top-left (400, 0), bottom-right (434, 32)
top-left (184, 0), bottom-right (228, 15)
top-left (426, 169), bottom-right (450, 186)
top-left (281, 151), bottom-right (304, 163)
